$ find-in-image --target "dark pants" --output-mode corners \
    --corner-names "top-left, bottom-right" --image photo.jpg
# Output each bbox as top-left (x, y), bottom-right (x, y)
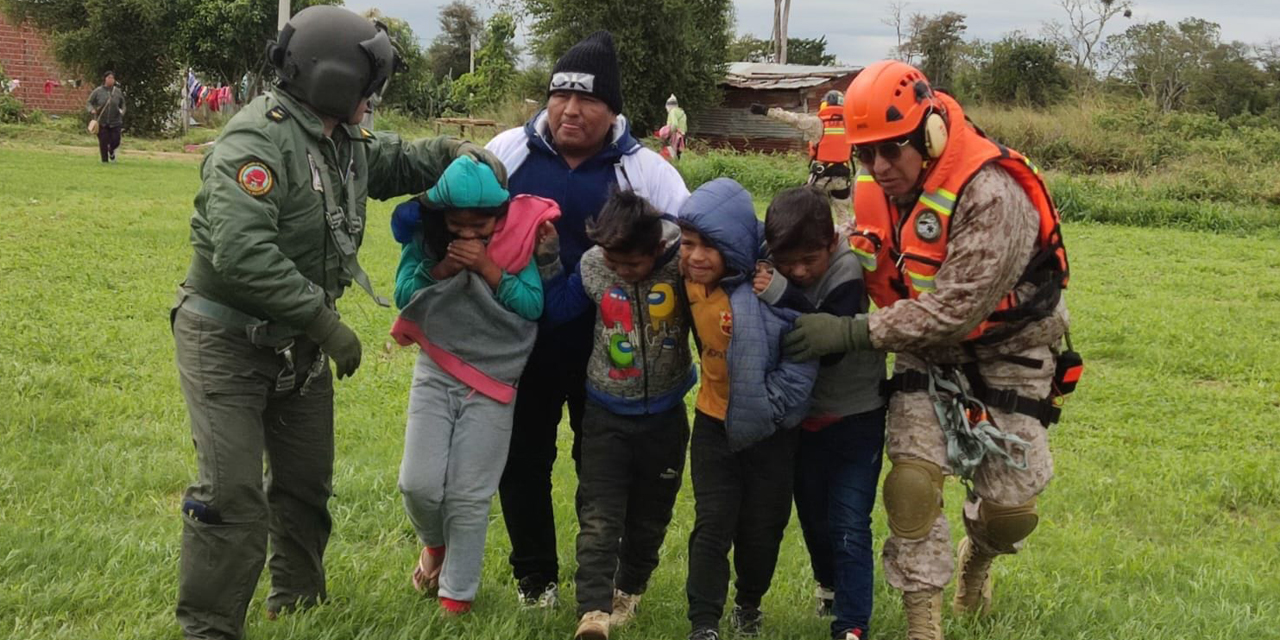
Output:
top-left (172, 308), bottom-right (334, 640)
top-left (575, 402), bottom-right (689, 615)
top-left (794, 408), bottom-right (887, 637)
top-left (97, 124), bottom-right (121, 161)
top-left (498, 314), bottom-right (593, 586)
top-left (686, 412), bottom-right (799, 632)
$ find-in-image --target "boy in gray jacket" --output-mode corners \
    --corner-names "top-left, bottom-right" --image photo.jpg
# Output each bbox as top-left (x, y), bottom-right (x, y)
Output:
top-left (540, 190), bottom-right (696, 640)
top-left (755, 186), bottom-right (887, 640)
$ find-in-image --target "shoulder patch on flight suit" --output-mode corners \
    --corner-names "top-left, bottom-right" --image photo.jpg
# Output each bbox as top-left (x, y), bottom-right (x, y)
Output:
top-left (360, 127), bottom-right (373, 139)
top-left (237, 162), bottom-right (275, 197)
top-left (266, 106), bottom-right (289, 122)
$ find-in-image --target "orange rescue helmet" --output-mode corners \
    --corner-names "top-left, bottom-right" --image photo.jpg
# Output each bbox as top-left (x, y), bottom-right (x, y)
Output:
top-left (844, 60), bottom-right (940, 145)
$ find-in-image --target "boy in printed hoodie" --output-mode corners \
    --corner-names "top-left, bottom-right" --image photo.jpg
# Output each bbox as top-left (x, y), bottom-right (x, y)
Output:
top-left (539, 190), bottom-right (696, 640)
top-left (755, 186), bottom-right (887, 640)
top-left (678, 178), bottom-right (819, 640)
top-left (388, 156), bottom-right (560, 615)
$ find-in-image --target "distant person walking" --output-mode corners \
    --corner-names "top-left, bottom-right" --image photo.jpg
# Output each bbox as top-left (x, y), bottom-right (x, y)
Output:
top-left (661, 94), bottom-right (687, 160)
top-left (87, 71), bottom-right (125, 163)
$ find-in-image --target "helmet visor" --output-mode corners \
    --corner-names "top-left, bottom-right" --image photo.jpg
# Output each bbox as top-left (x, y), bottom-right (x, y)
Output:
top-left (360, 24), bottom-right (405, 105)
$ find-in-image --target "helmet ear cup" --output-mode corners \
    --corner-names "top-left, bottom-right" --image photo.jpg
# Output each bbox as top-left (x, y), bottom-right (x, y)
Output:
top-left (923, 111), bottom-right (948, 159)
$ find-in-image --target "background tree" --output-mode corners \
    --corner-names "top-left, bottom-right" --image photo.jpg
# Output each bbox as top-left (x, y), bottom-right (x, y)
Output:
top-left (882, 0), bottom-right (911, 62)
top-left (427, 1), bottom-right (484, 80)
top-left (2, 0), bottom-right (180, 134)
top-left (903, 12), bottom-right (967, 89)
top-left (451, 13), bottom-right (518, 113)
top-left (521, 0), bottom-right (732, 132)
top-left (727, 34), bottom-right (836, 65)
top-left (1105, 18), bottom-right (1219, 113)
top-left (973, 35), bottom-right (1069, 107)
top-left (1043, 0), bottom-right (1134, 91)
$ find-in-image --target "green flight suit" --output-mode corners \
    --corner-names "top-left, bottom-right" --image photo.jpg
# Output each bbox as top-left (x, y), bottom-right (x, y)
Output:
top-left (172, 89), bottom-right (486, 640)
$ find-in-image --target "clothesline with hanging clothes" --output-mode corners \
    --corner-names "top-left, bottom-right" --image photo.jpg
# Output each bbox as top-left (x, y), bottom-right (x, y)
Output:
top-left (186, 71), bottom-right (236, 112)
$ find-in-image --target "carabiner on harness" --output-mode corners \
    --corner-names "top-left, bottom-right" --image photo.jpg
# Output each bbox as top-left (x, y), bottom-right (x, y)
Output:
top-left (925, 364), bottom-right (1032, 493)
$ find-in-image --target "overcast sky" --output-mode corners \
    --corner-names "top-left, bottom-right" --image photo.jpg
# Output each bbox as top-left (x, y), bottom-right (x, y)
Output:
top-left (342, 0), bottom-right (1279, 65)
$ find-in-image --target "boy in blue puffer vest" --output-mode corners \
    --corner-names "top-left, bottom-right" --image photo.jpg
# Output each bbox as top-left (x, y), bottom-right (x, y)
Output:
top-left (539, 190), bottom-right (697, 640)
top-left (678, 178), bottom-right (819, 640)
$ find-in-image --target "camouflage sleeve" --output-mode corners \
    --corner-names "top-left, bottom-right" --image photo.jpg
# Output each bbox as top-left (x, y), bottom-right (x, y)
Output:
top-left (193, 127), bottom-right (326, 328)
top-left (766, 107), bottom-right (824, 143)
top-left (867, 165), bottom-right (1039, 352)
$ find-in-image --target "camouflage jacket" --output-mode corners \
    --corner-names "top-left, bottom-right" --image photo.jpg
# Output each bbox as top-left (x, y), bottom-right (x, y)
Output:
top-left (867, 164), bottom-right (1069, 364)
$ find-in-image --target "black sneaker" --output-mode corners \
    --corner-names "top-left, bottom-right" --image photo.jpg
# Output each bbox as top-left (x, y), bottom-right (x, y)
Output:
top-left (516, 576), bottom-right (558, 609)
top-left (730, 605), bottom-right (763, 637)
top-left (689, 628), bottom-right (720, 640)
top-left (109, 152), bottom-right (116, 162)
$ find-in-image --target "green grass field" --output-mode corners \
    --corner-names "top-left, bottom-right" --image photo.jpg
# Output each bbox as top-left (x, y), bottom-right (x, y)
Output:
top-left (1, 145), bottom-right (1277, 640)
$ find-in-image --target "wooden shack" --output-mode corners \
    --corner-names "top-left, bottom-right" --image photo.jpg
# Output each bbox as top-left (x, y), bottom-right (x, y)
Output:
top-left (690, 62), bottom-right (861, 153)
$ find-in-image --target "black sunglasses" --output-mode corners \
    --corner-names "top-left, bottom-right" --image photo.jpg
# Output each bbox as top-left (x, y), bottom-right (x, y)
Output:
top-left (855, 138), bottom-right (913, 166)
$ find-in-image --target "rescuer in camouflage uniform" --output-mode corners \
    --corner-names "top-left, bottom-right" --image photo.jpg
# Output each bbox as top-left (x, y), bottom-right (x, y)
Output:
top-left (783, 60), bottom-right (1071, 640)
top-left (170, 7), bottom-right (506, 639)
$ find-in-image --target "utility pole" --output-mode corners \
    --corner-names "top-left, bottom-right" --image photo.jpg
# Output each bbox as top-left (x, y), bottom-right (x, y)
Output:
top-left (278, 0), bottom-right (290, 32)
top-left (469, 32), bottom-right (476, 74)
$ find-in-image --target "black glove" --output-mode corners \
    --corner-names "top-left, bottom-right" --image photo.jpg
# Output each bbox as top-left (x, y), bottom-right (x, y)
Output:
top-left (306, 309), bottom-right (362, 379)
top-left (749, 103), bottom-right (769, 116)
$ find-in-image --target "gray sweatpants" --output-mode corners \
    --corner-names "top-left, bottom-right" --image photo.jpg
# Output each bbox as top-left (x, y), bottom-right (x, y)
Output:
top-left (399, 351), bottom-right (514, 601)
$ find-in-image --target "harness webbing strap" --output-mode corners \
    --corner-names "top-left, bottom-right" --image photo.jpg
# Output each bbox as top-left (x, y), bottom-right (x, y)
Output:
top-left (307, 141), bottom-right (390, 308)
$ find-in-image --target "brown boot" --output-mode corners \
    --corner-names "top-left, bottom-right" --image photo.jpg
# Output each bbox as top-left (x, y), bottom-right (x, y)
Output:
top-left (902, 589), bottom-right (943, 640)
top-left (952, 536), bottom-right (994, 615)
top-left (575, 610), bottom-right (610, 640)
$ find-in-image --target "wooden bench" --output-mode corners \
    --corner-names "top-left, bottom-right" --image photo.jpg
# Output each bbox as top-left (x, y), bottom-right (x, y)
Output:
top-left (433, 117), bottom-right (500, 139)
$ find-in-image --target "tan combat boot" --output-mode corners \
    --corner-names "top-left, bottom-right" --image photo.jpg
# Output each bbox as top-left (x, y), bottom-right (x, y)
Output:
top-left (575, 610), bottom-right (610, 640)
top-left (952, 536), bottom-right (995, 615)
top-left (902, 589), bottom-right (944, 640)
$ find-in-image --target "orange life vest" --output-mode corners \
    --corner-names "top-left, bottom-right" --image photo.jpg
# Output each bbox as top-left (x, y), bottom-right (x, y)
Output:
top-left (810, 105), bottom-right (852, 164)
top-left (848, 93), bottom-right (1069, 344)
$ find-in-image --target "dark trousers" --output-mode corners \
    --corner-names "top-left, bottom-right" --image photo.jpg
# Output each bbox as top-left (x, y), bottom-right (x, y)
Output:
top-left (172, 308), bottom-right (334, 640)
top-left (97, 124), bottom-right (121, 161)
top-left (498, 315), bottom-right (593, 586)
top-left (575, 402), bottom-right (689, 615)
top-left (794, 408), bottom-right (887, 637)
top-left (686, 412), bottom-right (799, 631)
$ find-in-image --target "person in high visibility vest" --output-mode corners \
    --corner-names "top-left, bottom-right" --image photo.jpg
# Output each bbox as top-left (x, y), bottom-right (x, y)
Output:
top-left (780, 60), bottom-right (1072, 640)
top-left (750, 90), bottom-right (853, 221)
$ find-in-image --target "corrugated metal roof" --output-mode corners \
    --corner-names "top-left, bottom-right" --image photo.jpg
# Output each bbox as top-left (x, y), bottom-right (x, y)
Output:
top-left (723, 61), bottom-right (861, 90)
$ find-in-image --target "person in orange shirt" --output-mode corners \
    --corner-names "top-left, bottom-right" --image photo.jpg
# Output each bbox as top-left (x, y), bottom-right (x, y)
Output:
top-left (677, 177), bottom-right (818, 640)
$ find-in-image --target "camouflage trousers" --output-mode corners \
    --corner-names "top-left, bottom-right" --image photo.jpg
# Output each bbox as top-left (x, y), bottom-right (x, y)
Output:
top-left (882, 348), bottom-right (1055, 592)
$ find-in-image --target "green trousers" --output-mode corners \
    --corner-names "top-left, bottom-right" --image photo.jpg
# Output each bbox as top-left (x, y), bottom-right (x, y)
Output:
top-left (172, 307), bottom-right (334, 640)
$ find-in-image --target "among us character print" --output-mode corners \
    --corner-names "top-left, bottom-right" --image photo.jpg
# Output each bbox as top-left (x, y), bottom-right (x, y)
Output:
top-left (601, 287), bottom-right (641, 380)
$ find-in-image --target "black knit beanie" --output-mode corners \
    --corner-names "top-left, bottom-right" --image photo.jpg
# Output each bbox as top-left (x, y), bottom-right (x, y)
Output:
top-left (548, 31), bottom-right (623, 114)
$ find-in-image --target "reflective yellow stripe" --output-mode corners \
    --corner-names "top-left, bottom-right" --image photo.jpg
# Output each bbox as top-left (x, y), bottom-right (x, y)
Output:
top-left (937, 187), bottom-right (957, 200)
top-left (1023, 157), bottom-right (1040, 175)
top-left (856, 174), bottom-right (876, 183)
top-left (919, 192), bottom-right (954, 216)
top-left (850, 246), bottom-right (877, 271)
top-left (906, 269), bottom-right (936, 292)
top-left (824, 127), bottom-right (846, 135)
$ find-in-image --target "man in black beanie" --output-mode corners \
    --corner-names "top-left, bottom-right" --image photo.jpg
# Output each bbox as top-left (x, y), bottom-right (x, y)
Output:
top-left (485, 30), bottom-right (691, 614)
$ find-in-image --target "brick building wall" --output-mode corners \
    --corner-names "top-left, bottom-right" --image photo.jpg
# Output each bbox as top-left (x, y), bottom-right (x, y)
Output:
top-left (0, 13), bottom-right (92, 115)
